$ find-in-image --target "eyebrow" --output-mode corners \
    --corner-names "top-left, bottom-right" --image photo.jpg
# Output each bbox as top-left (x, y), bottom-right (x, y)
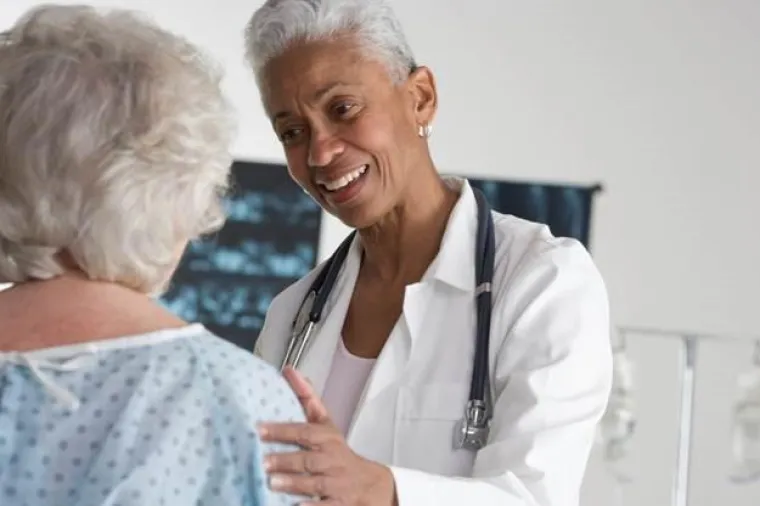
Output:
top-left (271, 81), bottom-right (352, 126)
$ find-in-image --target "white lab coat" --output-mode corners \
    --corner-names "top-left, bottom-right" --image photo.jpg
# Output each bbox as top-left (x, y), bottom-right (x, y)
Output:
top-left (255, 178), bottom-right (612, 506)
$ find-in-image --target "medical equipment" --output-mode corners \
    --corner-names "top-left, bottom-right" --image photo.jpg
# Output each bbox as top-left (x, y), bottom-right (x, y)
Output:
top-left (616, 326), bottom-right (760, 506)
top-left (615, 326), bottom-right (700, 506)
top-left (598, 330), bottom-right (637, 482)
top-left (729, 341), bottom-right (760, 484)
top-left (282, 188), bottom-right (496, 452)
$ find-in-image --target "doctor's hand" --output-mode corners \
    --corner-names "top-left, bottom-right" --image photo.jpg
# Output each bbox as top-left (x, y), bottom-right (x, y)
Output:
top-left (259, 366), bottom-right (397, 506)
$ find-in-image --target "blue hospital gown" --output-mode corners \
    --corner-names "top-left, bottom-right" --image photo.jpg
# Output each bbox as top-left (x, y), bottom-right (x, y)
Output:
top-left (0, 324), bottom-right (305, 506)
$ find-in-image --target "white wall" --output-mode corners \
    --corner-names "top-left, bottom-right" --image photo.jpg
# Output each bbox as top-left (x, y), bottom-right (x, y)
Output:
top-left (2, 1), bottom-right (759, 504)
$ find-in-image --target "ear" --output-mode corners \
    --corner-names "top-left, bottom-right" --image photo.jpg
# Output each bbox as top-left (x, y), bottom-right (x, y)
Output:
top-left (406, 66), bottom-right (438, 128)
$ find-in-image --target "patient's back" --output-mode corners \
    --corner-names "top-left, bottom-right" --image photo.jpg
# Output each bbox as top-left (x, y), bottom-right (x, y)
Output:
top-left (0, 324), bottom-right (304, 506)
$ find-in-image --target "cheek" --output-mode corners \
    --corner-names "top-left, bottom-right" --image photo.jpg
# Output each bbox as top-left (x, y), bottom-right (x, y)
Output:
top-left (285, 155), bottom-right (327, 203)
top-left (285, 152), bottom-right (311, 188)
top-left (353, 116), bottom-right (415, 188)
top-left (351, 115), bottom-right (401, 161)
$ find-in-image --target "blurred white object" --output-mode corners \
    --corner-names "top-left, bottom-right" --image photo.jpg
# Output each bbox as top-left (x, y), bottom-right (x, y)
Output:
top-left (615, 326), bottom-right (760, 506)
top-left (730, 342), bottom-right (760, 484)
top-left (598, 331), bottom-right (636, 483)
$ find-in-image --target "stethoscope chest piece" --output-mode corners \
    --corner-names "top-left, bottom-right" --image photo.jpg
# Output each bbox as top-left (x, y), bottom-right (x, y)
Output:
top-left (454, 399), bottom-right (491, 451)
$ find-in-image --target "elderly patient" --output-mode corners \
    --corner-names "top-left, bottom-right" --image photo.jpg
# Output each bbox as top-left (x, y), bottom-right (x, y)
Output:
top-left (0, 5), bottom-right (304, 505)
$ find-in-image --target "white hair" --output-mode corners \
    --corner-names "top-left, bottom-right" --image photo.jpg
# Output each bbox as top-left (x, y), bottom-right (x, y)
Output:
top-left (0, 5), bottom-right (236, 294)
top-left (245, 0), bottom-right (416, 85)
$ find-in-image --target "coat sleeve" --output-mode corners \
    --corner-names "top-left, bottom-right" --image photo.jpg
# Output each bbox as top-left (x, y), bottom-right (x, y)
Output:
top-left (390, 239), bottom-right (613, 506)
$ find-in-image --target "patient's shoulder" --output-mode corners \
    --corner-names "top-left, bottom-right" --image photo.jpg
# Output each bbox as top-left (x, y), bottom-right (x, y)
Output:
top-left (183, 331), bottom-right (306, 506)
top-left (185, 330), bottom-right (305, 424)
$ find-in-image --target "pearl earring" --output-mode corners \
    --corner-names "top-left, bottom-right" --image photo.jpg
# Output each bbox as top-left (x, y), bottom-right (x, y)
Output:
top-left (418, 123), bottom-right (433, 138)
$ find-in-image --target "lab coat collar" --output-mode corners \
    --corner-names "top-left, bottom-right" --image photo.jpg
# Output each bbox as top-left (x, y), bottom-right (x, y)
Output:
top-left (420, 177), bottom-right (479, 293)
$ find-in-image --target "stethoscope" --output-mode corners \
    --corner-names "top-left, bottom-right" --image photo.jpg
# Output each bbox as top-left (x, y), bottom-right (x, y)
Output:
top-left (282, 188), bottom-right (496, 452)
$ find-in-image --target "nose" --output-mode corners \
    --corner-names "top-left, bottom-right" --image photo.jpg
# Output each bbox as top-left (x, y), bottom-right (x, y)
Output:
top-left (307, 126), bottom-right (345, 168)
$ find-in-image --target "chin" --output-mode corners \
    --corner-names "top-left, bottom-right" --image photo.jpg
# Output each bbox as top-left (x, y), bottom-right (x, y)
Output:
top-left (318, 180), bottom-right (393, 230)
top-left (331, 206), bottom-right (379, 231)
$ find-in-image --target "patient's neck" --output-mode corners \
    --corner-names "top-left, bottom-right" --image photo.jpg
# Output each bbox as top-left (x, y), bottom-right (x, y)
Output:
top-left (0, 273), bottom-right (186, 352)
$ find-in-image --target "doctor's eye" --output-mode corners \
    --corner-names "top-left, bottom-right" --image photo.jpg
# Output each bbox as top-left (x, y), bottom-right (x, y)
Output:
top-left (331, 101), bottom-right (359, 119)
top-left (279, 127), bottom-right (304, 145)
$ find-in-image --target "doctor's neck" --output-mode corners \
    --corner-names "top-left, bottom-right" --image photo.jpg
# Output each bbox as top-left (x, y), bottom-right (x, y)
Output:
top-left (358, 172), bottom-right (458, 285)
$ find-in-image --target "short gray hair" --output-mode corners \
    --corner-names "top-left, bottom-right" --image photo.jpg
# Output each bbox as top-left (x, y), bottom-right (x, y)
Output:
top-left (0, 5), bottom-right (236, 294)
top-left (245, 0), bottom-right (416, 85)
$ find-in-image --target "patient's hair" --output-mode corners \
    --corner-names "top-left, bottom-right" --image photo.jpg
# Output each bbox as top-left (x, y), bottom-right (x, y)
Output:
top-left (0, 4), bottom-right (235, 294)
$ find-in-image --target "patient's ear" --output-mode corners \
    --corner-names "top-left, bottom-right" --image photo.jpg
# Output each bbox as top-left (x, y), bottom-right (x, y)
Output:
top-left (55, 249), bottom-right (81, 272)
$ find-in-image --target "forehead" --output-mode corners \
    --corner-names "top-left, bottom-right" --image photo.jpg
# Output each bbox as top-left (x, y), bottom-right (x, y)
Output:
top-left (260, 36), bottom-right (395, 116)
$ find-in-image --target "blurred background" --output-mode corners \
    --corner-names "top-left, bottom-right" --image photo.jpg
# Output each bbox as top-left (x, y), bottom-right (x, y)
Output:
top-left (2, 1), bottom-right (758, 504)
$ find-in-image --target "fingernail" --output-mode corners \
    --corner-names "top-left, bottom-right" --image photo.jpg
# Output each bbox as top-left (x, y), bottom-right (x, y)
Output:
top-left (269, 475), bottom-right (289, 489)
top-left (263, 457), bottom-right (273, 471)
top-left (258, 425), bottom-right (269, 437)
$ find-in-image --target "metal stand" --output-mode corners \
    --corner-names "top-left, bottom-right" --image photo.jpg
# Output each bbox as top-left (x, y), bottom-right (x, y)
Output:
top-left (674, 336), bottom-right (697, 506)
top-left (616, 326), bottom-right (758, 506)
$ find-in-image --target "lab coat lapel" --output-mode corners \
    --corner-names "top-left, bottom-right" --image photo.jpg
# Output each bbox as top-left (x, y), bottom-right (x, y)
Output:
top-left (352, 279), bottom-right (435, 407)
top-left (297, 237), bottom-right (362, 397)
top-left (345, 282), bottom-right (434, 450)
top-left (400, 281), bottom-right (438, 354)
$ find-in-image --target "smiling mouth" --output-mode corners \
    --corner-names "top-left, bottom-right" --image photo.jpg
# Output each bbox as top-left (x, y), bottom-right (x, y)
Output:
top-left (318, 165), bottom-right (368, 192)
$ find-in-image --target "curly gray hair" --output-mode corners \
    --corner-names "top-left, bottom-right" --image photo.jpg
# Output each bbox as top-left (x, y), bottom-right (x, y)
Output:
top-left (0, 5), bottom-right (236, 294)
top-left (245, 0), bottom-right (416, 85)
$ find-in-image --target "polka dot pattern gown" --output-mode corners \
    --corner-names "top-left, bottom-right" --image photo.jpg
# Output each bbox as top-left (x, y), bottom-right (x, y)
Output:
top-left (0, 324), bottom-right (305, 505)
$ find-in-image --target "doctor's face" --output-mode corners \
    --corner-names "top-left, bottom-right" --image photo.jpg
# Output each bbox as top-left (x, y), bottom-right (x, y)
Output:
top-left (259, 36), bottom-right (437, 229)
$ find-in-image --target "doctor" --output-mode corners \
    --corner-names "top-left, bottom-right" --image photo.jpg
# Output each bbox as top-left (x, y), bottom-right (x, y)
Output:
top-left (245, 1), bottom-right (612, 505)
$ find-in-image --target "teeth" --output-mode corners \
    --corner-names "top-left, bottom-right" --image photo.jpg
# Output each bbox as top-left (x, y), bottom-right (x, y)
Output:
top-left (323, 165), bottom-right (367, 191)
